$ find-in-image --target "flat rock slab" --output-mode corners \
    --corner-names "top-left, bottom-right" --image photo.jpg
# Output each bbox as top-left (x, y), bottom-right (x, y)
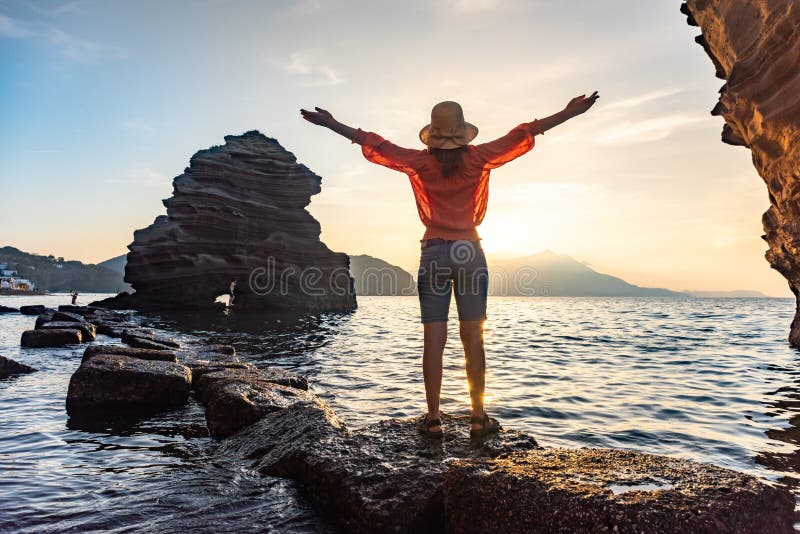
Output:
top-left (39, 321), bottom-right (96, 342)
top-left (122, 329), bottom-right (180, 349)
top-left (229, 410), bottom-right (539, 533)
top-left (0, 305), bottom-right (18, 313)
top-left (66, 353), bottom-right (191, 417)
top-left (444, 447), bottom-right (796, 534)
top-left (0, 355), bottom-right (36, 378)
top-left (82, 344), bottom-right (178, 364)
top-left (19, 305), bottom-right (47, 316)
top-left (194, 366), bottom-right (311, 438)
top-left (21, 328), bottom-right (82, 347)
top-left (51, 310), bottom-right (85, 323)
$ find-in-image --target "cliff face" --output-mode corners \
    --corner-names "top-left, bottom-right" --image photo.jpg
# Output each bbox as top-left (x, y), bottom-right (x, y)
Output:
top-left (123, 131), bottom-right (356, 312)
top-left (683, 1), bottom-right (800, 344)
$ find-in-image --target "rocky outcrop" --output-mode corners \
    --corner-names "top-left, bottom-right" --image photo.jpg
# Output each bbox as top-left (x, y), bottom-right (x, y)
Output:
top-left (0, 305), bottom-right (18, 314)
top-left (21, 328), bottom-right (82, 347)
top-left (101, 131), bottom-right (356, 313)
top-left (66, 353), bottom-right (191, 417)
top-left (445, 448), bottom-right (794, 533)
top-left (682, 1), bottom-right (800, 344)
top-left (0, 355), bottom-right (36, 378)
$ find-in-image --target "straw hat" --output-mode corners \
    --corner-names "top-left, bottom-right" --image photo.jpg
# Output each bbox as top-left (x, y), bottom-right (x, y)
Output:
top-left (419, 101), bottom-right (478, 149)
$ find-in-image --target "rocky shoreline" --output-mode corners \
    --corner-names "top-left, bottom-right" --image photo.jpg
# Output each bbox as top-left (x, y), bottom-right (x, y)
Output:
top-left (2, 303), bottom-right (793, 532)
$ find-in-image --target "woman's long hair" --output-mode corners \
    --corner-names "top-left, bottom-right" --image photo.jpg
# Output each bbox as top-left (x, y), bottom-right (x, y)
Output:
top-left (430, 146), bottom-right (468, 178)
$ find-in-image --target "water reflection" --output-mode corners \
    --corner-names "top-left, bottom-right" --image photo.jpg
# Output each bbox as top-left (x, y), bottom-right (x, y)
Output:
top-left (756, 354), bottom-right (800, 491)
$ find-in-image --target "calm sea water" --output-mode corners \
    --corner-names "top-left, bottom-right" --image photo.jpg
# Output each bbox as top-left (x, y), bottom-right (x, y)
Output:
top-left (1, 293), bottom-right (799, 531)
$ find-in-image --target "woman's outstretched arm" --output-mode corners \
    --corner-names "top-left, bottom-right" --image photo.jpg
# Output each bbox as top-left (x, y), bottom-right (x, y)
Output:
top-left (301, 107), bottom-right (357, 141)
top-left (536, 91), bottom-right (599, 134)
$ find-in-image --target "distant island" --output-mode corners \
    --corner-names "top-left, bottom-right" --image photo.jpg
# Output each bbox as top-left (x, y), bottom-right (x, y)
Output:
top-left (683, 290), bottom-right (770, 298)
top-left (0, 246), bottom-right (129, 293)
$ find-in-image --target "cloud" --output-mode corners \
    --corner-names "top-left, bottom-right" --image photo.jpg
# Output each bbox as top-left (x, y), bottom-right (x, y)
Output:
top-left (603, 88), bottom-right (684, 110)
top-left (0, 12), bottom-right (125, 61)
top-left (441, 0), bottom-right (525, 14)
top-left (594, 115), bottom-right (706, 144)
top-left (48, 28), bottom-right (127, 61)
top-left (275, 52), bottom-right (343, 87)
top-left (51, 1), bottom-right (92, 16)
top-left (0, 14), bottom-right (31, 37)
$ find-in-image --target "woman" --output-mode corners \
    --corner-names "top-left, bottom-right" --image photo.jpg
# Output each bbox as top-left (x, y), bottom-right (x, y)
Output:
top-left (301, 92), bottom-right (599, 438)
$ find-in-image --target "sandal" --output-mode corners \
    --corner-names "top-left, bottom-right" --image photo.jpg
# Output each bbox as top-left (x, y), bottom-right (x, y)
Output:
top-left (418, 414), bottom-right (444, 439)
top-left (469, 412), bottom-right (501, 438)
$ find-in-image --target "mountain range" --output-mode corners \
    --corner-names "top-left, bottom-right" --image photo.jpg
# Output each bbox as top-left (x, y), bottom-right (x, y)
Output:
top-left (0, 246), bottom-right (772, 298)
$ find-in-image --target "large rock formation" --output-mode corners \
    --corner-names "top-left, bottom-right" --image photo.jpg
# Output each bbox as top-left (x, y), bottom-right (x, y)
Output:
top-left (111, 131), bottom-right (356, 312)
top-left (682, 1), bottom-right (800, 344)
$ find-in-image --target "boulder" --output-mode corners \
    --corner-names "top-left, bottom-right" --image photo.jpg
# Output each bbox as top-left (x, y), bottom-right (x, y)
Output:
top-left (82, 344), bottom-right (177, 364)
top-left (0, 305), bottom-right (18, 313)
top-left (51, 310), bottom-right (85, 323)
top-left (444, 448), bottom-right (795, 533)
top-left (194, 365), bottom-right (311, 438)
top-left (93, 131), bottom-right (356, 312)
top-left (34, 312), bottom-right (54, 329)
top-left (66, 353), bottom-right (191, 416)
top-left (93, 322), bottom-right (125, 337)
top-left (21, 328), bottom-right (82, 347)
top-left (121, 329), bottom-right (180, 349)
top-left (0, 355), bottom-right (36, 378)
top-left (19, 305), bottom-right (47, 316)
top-left (39, 321), bottom-right (96, 342)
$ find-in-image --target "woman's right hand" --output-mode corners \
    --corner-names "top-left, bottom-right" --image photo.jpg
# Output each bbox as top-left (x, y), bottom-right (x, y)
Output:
top-left (301, 107), bottom-right (336, 128)
top-left (564, 91), bottom-right (599, 116)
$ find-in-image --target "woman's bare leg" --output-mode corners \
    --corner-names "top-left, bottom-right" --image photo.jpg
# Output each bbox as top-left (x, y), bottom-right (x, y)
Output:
top-left (423, 321), bottom-right (447, 432)
top-left (459, 319), bottom-right (486, 429)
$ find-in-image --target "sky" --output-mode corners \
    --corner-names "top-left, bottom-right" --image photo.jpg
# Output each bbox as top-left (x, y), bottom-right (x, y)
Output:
top-left (0, 0), bottom-right (790, 296)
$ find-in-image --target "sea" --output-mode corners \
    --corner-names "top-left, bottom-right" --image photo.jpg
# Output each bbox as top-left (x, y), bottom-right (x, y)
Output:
top-left (1, 293), bottom-right (798, 531)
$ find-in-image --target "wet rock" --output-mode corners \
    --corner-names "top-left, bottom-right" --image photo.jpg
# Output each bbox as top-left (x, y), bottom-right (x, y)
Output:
top-left (122, 329), bottom-right (180, 349)
top-left (82, 344), bottom-right (178, 364)
top-left (34, 312), bottom-right (54, 329)
top-left (51, 310), bottom-right (85, 323)
top-left (229, 411), bottom-right (539, 533)
top-left (224, 398), bottom-right (347, 476)
top-left (66, 353), bottom-right (191, 416)
top-left (444, 447), bottom-right (795, 533)
top-left (98, 131), bottom-right (356, 312)
top-left (21, 328), bottom-right (82, 347)
top-left (0, 355), bottom-right (36, 378)
top-left (194, 366), bottom-right (311, 438)
top-left (19, 305), bottom-right (47, 316)
top-left (93, 322), bottom-right (124, 337)
top-left (185, 359), bottom-right (249, 381)
top-left (39, 321), bottom-right (96, 342)
top-left (57, 305), bottom-right (100, 315)
top-left (0, 305), bottom-right (18, 314)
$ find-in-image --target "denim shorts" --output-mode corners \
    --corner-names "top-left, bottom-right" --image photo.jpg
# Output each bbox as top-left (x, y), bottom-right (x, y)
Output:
top-left (417, 239), bottom-right (488, 323)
